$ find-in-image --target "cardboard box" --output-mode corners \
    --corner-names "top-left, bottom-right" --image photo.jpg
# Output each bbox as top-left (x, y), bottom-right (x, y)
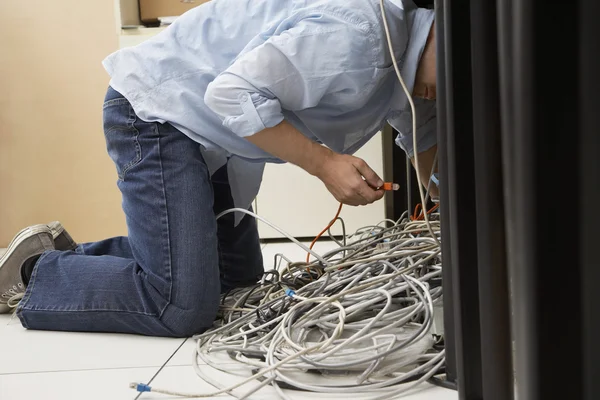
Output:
top-left (139, 0), bottom-right (210, 24)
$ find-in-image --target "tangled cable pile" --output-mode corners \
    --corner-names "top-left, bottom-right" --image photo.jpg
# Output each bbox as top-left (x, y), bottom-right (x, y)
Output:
top-left (143, 210), bottom-right (444, 399)
top-left (130, 209), bottom-right (444, 399)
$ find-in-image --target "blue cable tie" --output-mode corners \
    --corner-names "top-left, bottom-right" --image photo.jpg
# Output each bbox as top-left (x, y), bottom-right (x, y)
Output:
top-left (430, 173), bottom-right (440, 187)
top-left (285, 288), bottom-right (296, 297)
top-left (136, 383), bottom-right (152, 393)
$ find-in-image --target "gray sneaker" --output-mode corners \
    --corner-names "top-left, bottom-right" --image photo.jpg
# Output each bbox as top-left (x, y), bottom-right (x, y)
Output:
top-left (0, 225), bottom-right (55, 313)
top-left (47, 221), bottom-right (77, 251)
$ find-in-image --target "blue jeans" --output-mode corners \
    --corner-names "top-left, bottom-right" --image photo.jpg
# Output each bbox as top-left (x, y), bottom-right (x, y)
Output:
top-left (16, 87), bottom-right (264, 337)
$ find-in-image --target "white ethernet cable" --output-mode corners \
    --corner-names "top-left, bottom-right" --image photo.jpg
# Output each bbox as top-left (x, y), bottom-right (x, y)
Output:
top-left (379, 0), bottom-right (441, 245)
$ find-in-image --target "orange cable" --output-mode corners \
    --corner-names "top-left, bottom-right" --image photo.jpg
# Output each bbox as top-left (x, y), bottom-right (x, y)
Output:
top-left (306, 202), bottom-right (343, 263)
top-left (416, 204), bottom-right (439, 220)
top-left (412, 203), bottom-right (422, 221)
top-left (305, 182), bottom-right (398, 264)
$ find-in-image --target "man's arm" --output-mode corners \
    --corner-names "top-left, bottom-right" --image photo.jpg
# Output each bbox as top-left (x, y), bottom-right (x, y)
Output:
top-left (202, 17), bottom-right (385, 205)
top-left (246, 121), bottom-right (385, 206)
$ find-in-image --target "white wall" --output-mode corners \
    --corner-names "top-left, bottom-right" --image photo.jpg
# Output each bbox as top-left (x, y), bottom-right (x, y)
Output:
top-left (0, 1), bottom-right (125, 245)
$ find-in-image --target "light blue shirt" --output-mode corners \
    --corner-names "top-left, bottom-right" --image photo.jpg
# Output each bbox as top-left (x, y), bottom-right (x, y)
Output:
top-left (103, 0), bottom-right (436, 222)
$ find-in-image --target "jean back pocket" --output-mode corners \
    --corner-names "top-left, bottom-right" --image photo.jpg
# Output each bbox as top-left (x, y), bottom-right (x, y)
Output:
top-left (102, 97), bottom-right (142, 181)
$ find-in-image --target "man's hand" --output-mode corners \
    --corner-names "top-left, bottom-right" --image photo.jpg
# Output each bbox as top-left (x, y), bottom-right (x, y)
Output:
top-left (315, 153), bottom-right (384, 206)
top-left (246, 121), bottom-right (385, 206)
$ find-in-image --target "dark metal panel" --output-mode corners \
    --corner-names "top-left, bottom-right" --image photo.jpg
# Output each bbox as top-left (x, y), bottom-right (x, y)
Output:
top-left (496, 0), bottom-right (515, 202)
top-left (510, 1), bottom-right (582, 399)
top-left (390, 139), bottom-right (422, 220)
top-left (434, 0), bottom-right (457, 385)
top-left (495, 0), bottom-right (517, 374)
top-left (468, 0), bottom-right (513, 399)
top-left (441, 0), bottom-right (482, 398)
top-left (580, 0), bottom-right (600, 398)
top-left (381, 125), bottom-right (398, 221)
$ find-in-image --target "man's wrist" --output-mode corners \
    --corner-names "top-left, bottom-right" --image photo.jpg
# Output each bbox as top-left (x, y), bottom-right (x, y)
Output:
top-left (302, 144), bottom-right (334, 177)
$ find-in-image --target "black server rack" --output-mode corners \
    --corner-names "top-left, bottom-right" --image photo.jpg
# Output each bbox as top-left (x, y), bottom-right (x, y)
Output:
top-left (388, 0), bottom-right (600, 399)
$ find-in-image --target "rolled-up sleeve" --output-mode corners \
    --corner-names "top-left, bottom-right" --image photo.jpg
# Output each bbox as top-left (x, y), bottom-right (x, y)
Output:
top-left (205, 79), bottom-right (284, 137)
top-left (388, 98), bottom-right (437, 157)
top-left (204, 14), bottom-right (375, 138)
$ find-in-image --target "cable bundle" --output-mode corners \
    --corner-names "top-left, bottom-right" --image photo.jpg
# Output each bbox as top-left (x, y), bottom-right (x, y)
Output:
top-left (131, 211), bottom-right (445, 399)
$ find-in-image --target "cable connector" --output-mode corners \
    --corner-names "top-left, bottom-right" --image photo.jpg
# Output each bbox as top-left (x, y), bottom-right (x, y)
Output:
top-left (284, 288), bottom-right (296, 297)
top-left (370, 182), bottom-right (400, 191)
top-left (376, 238), bottom-right (391, 251)
top-left (429, 173), bottom-right (440, 204)
top-left (381, 182), bottom-right (400, 191)
top-left (130, 382), bottom-right (152, 393)
top-left (430, 173), bottom-right (440, 187)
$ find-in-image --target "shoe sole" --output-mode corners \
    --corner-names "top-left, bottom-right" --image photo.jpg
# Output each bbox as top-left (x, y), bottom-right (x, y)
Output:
top-left (0, 225), bottom-right (53, 314)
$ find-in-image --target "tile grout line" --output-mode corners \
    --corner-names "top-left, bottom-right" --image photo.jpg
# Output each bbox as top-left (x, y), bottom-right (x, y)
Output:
top-left (0, 362), bottom-right (245, 378)
top-left (135, 337), bottom-right (189, 400)
top-left (0, 365), bottom-right (177, 377)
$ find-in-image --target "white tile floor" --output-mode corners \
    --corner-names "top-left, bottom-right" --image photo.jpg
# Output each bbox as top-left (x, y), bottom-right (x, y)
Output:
top-left (0, 242), bottom-right (457, 400)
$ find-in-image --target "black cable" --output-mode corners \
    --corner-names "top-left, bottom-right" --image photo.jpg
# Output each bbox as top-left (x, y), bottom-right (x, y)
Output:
top-left (427, 375), bottom-right (458, 391)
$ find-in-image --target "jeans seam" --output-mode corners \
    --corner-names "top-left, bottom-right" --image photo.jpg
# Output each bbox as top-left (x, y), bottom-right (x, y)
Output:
top-left (156, 123), bottom-right (173, 317)
top-left (16, 250), bottom-right (51, 325)
top-left (118, 105), bottom-right (142, 181)
top-left (19, 307), bottom-right (155, 316)
top-left (103, 98), bottom-right (130, 109)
